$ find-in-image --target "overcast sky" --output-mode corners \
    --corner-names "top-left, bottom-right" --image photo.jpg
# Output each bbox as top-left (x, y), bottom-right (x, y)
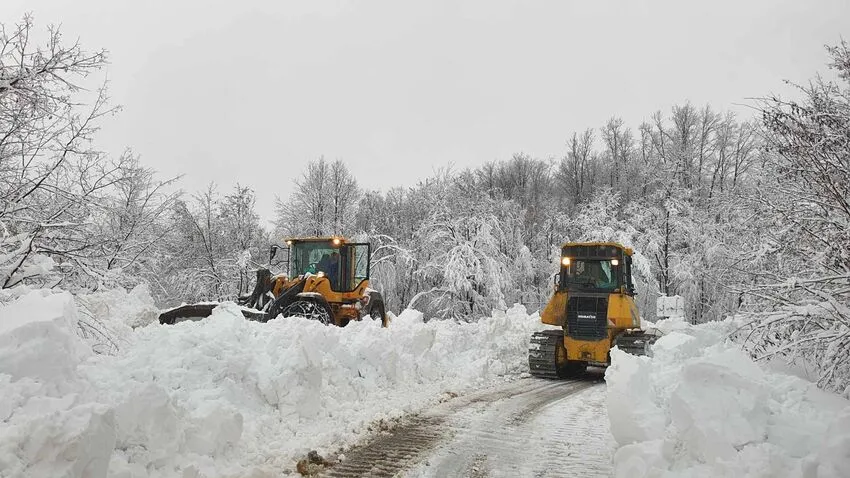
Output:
top-left (2, 1), bottom-right (848, 224)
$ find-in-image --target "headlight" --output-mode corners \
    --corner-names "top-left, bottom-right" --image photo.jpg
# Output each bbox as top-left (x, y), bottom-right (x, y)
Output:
top-left (561, 257), bottom-right (571, 266)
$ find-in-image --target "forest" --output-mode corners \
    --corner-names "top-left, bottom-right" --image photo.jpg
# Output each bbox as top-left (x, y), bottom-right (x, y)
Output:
top-left (1, 16), bottom-right (848, 395)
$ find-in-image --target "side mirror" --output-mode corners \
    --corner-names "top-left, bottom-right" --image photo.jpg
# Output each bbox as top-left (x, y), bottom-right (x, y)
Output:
top-left (269, 245), bottom-right (278, 263)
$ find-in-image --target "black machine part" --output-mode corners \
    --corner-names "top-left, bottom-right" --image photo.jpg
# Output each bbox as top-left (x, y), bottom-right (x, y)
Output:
top-left (565, 292), bottom-right (609, 341)
top-left (365, 290), bottom-right (387, 326)
top-left (613, 329), bottom-right (662, 356)
top-left (528, 329), bottom-right (586, 379)
top-left (158, 269), bottom-right (302, 325)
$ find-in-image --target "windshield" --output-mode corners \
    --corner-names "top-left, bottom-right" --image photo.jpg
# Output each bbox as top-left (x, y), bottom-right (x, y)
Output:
top-left (563, 259), bottom-right (620, 291)
top-left (290, 242), bottom-right (341, 286)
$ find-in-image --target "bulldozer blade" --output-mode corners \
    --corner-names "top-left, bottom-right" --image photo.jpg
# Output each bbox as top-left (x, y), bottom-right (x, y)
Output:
top-left (158, 303), bottom-right (269, 325)
top-left (613, 329), bottom-right (662, 357)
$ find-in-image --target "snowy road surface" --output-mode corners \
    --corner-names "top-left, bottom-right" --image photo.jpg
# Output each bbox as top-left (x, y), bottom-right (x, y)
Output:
top-left (323, 373), bottom-right (614, 478)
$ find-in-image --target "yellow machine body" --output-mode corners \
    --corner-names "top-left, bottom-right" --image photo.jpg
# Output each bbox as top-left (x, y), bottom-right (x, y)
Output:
top-left (269, 246), bottom-right (374, 327)
top-left (269, 236), bottom-right (387, 327)
top-left (159, 236), bottom-right (388, 327)
top-left (543, 288), bottom-right (641, 363)
top-left (529, 242), bottom-right (655, 378)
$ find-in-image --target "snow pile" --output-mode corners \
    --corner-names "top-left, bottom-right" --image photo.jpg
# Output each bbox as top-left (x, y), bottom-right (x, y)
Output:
top-left (77, 284), bottom-right (160, 330)
top-left (1, 289), bottom-right (544, 477)
top-left (73, 285), bottom-right (160, 355)
top-left (606, 316), bottom-right (850, 478)
top-left (0, 290), bottom-right (115, 478)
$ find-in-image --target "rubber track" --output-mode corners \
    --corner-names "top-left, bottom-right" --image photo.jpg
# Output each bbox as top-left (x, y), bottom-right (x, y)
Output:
top-left (528, 330), bottom-right (564, 379)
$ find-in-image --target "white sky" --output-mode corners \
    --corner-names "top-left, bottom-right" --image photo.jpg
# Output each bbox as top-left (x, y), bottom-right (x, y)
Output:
top-left (2, 1), bottom-right (848, 224)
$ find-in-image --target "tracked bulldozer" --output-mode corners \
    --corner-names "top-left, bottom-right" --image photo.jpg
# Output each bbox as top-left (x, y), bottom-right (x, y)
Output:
top-left (528, 242), bottom-right (660, 379)
top-left (158, 236), bottom-right (389, 327)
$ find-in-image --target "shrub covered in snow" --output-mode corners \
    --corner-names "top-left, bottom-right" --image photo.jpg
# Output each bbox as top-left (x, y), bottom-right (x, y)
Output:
top-left (733, 302), bottom-right (850, 399)
top-left (606, 316), bottom-right (850, 478)
top-left (73, 285), bottom-right (161, 355)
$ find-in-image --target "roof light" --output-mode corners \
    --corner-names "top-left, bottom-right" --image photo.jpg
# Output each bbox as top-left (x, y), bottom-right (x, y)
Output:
top-left (611, 259), bottom-right (619, 266)
top-left (332, 238), bottom-right (341, 246)
top-left (561, 257), bottom-right (571, 266)
top-left (286, 240), bottom-right (293, 246)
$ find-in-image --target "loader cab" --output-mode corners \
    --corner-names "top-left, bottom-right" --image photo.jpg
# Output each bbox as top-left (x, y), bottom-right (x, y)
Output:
top-left (558, 243), bottom-right (635, 295)
top-left (280, 237), bottom-right (371, 292)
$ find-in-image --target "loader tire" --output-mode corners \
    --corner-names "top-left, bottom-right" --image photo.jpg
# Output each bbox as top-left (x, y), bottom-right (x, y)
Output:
top-left (280, 300), bottom-right (333, 325)
top-left (528, 330), bottom-right (585, 379)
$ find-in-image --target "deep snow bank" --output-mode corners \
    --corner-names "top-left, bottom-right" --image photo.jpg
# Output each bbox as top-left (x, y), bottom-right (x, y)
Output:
top-left (606, 317), bottom-right (850, 478)
top-left (1, 289), bottom-right (544, 477)
top-left (0, 290), bottom-right (115, 478)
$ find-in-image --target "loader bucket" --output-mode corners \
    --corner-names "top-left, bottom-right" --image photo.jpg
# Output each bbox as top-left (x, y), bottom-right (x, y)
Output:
top-left (158, 303), bottom-right (269, 325)
top-left (158, 303), bottom-right (220, 324)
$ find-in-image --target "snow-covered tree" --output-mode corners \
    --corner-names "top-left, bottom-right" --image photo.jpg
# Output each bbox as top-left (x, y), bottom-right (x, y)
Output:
top-left (0, 16), bottom-right (178, 293)
top-left (154, 184), bottom-right (267, 304)
top-left (741, 40), bottom-right (850, 395)
top-left (275, 157), bottom-right (360, 237)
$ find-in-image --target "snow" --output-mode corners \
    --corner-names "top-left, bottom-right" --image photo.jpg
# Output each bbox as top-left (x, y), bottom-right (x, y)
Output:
top-left (655, 295), bottom-right (684, 319)
top-left (77, 285), bottom-right (160, 331)
top-left (605, 316), bottom-right (850, 478)
top-left (73, 285), bottom-right (162, 355)
top-left (0, 288), bottom-right (545, 477)
top-left (6, 284), bottom-right (848, 478)
top-left (0, 289), bottom-right (114, 478)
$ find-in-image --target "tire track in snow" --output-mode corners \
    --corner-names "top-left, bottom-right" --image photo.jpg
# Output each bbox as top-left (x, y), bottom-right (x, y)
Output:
top-left (403, 378), bottom-right (606, 478)
top-left (523, 383), bottom-right (615, 477)
top-left (322, 376), bottom-right (611, 478)
top-left (321, 415), bottom-right (444, 478)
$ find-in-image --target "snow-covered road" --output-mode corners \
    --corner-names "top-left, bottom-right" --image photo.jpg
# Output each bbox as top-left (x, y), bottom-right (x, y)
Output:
top-left (324, 374), bottom-right (614, 478)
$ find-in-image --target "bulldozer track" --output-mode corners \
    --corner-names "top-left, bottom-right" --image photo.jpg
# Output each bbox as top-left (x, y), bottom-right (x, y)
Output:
top-left (528, 330), bottom-right (566, 378)
top-left (320, 377), bottom-right (609, 478)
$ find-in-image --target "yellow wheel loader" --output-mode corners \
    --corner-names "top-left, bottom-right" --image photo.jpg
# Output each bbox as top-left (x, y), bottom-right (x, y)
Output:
top-left (158, 236), bottom-right (389, 327)
top-left (528, 242), bottom-right (660, 379)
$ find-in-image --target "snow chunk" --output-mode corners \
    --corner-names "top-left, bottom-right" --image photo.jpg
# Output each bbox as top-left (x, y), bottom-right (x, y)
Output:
top-left (0, 290), bottom-right (116, 478)
top-left (606, 315), bottom-right (850, 477)
top-left (0, 290), bottom-right (89, 388)
top-left (605, 349), bottom-right (664, 445)
top-left (77, 284), bottom-right (159, 330)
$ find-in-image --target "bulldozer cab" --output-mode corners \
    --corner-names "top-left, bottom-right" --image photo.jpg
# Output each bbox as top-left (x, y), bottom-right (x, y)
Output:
top-left (282, 237), bottom-right (371, 292)
top-left (559, 243), bottom-right (635, 295)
